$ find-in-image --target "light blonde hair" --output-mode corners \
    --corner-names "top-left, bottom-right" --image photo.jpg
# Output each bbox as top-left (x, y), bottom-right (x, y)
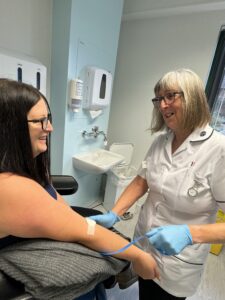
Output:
top-left (151, 68), bottom-right (211, 133)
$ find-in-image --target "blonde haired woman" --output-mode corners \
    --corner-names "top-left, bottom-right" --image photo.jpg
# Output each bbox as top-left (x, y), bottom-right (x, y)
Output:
top-left (91, 69), bottom-right (225, 299)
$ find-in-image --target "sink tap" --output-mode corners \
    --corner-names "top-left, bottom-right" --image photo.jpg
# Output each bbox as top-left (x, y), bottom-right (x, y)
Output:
top-left (82, 126), bottom-right (107, 145)
top-left (92, 126), bottom-right (108, 145)
top-left (91, 126), bottom-right (99, 138)
top-left (97, 130), bottom-right (108, 145)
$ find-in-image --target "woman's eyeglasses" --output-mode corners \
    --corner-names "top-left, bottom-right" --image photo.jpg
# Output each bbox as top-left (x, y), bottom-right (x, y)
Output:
top-left (152, 92), bottom-right (183, 108)
top-left (27, 113), bottom-right (52, 130)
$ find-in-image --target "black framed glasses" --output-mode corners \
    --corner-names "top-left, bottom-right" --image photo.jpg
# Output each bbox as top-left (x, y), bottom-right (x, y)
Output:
top-left (152, 92), bottom-right (184, 108)
top-left (27, 113), bottom-right (52, 130)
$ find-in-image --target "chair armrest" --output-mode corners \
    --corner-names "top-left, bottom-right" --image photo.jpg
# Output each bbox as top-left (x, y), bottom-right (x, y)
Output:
top-left (51, 175), bottom-right (78, 195)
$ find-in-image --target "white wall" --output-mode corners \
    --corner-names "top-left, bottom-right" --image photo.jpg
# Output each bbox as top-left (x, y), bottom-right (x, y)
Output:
top-left (0, 0), bottom-right (52, 98)
top-left (108, 8), bottom-right (225, 168)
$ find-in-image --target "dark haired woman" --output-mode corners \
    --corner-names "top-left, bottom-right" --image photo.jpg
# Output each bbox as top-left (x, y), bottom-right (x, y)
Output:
top-left (0, 79), bottom-right (159, 299)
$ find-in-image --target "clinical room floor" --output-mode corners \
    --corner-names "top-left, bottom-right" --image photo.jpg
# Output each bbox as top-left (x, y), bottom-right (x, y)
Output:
top-left (93, 202), bottom-right (225, 300)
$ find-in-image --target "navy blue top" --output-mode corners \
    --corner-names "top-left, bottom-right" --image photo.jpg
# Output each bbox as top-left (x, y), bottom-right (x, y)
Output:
top-left (0, 184), bottom-right (57, 249)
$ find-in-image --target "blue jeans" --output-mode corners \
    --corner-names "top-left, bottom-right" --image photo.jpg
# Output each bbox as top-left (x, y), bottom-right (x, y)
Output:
top-left (75, 283), bottom-right (107, 300)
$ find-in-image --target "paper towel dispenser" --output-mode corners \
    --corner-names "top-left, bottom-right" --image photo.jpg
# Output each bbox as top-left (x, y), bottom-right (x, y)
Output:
top-left (83, 66), bottom-right (112, 110)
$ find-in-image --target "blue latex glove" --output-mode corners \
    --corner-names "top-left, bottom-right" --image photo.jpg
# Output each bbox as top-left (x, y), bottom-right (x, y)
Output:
top-left (146, 225), bottom-right (193, 255)
top-left (89, 211), bottom-right (121, 228)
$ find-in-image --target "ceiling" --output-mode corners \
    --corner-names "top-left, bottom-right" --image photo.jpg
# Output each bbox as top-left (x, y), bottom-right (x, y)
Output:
top-left (122, 0), bottom-right (225, 20)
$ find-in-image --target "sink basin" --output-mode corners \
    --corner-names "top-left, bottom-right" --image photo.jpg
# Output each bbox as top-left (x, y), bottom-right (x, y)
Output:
top-left (72, 149), bottom-right (125, 174)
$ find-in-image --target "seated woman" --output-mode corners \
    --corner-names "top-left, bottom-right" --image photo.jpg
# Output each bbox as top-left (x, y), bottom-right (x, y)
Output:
top-left (0, 79), bottom-right (159, 299)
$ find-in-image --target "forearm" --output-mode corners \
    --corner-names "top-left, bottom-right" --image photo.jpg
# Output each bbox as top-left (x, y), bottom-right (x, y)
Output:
top-left (112, 175), bottom-right (148, 216)
top-left (17, 204), bottom-right (143, 262)
top-left (26, 203), bottom-right (139, 261)
top-left (189, 223), bottom-right (225, 244)
top-left (78, 224), bottom-right (160, 280)
top-left (79, 223), bottom-right (142, 261)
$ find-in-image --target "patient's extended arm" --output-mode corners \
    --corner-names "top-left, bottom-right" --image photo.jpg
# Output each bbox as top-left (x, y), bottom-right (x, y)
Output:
top-left (0, 173), bottom-right (159, 280)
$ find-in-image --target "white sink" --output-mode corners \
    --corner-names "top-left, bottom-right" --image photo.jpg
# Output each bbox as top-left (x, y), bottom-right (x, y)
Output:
top-left (72, 149), bottom-right (125, 174)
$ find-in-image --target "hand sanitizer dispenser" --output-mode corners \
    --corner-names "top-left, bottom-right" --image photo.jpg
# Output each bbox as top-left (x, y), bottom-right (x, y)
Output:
top-left (69, 78), bottom-right (83, 112)
top-left (83, 66), bottom-right (112, 110)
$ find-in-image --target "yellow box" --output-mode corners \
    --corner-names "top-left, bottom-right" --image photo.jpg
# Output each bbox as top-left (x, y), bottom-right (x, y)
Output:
top-left (210, 243), bottom-right (223, 255)
top-left (210, 209), bottom-right (225, 255)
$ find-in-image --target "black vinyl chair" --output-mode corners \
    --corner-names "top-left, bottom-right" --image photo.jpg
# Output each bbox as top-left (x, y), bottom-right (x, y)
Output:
top-left (51, 175), bottom-right (78, 195)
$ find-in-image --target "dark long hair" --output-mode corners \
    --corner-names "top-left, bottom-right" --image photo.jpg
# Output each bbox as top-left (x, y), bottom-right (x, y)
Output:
top-left (0, 79), bottom-right (51, 186)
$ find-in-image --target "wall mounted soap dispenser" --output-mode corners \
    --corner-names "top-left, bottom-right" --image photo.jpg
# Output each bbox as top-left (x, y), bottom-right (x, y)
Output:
top-left (69, 78), bottom-right (83, 112)
top-left (83, 66), bottom-right (112, 111)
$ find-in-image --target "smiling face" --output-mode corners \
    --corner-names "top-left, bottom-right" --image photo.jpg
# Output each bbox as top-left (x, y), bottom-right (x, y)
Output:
top-left (157, 88), bottom-right (184, 134)
top-left (27, 98), bottom-right (53, 157)
top-left (151, 69), bottom-right (211, 137)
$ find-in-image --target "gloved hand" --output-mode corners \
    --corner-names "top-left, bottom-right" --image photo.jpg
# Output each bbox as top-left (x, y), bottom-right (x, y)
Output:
top-left (146, 225), bottom-right (193, 255)
top-left (89, 211), bottom-right (121, 228)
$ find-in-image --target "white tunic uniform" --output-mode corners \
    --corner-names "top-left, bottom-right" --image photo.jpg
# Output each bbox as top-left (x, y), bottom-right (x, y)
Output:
top-left (135, 124), bottom-right (225, 297)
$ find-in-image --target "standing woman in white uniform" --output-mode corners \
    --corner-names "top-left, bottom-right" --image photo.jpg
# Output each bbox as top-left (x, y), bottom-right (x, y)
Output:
top-left (91, 69), bottom-right (225, 299)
